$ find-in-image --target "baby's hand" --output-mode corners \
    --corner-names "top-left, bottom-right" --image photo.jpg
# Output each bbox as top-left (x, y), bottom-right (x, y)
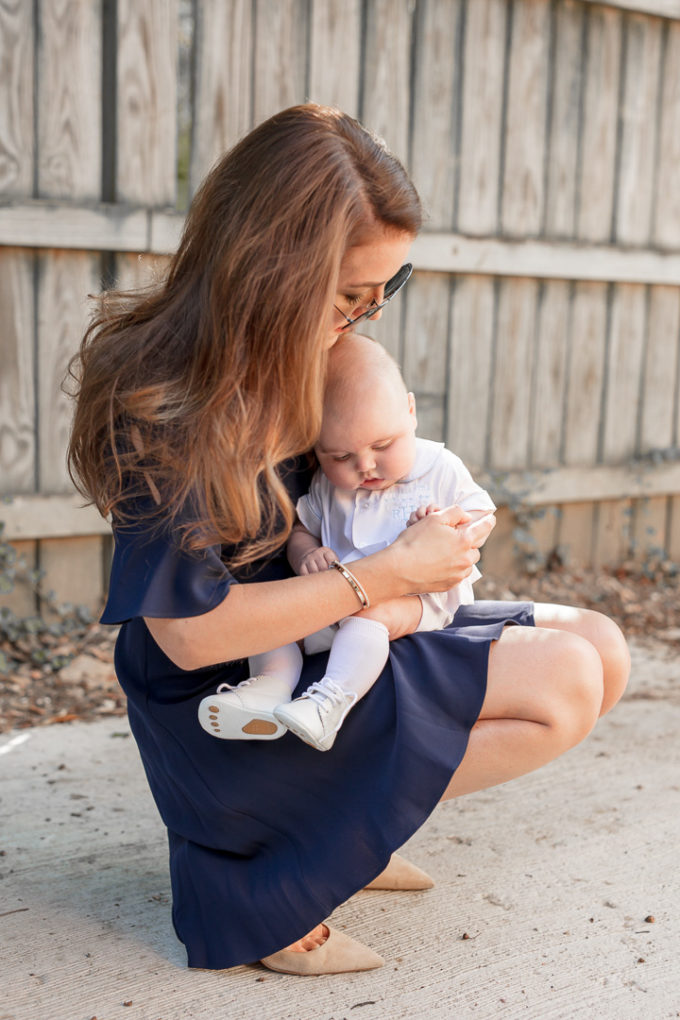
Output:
top-left (407, 503), bottom-right (441, 527)
top-left (298, 546), bottom-right (338, 575)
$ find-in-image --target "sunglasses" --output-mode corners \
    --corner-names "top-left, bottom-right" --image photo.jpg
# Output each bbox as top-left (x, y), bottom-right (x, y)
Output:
top-left (334, 263), bottom-right (413, 330)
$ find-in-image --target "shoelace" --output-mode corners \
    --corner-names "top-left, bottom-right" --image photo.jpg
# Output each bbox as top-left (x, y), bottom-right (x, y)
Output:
top-left (216, 678), bottom-right (253, 694)
top-left (304, 679), bottom-right (357, 710)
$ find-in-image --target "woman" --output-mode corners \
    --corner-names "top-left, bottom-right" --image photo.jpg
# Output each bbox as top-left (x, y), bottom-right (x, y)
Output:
top-left (68, 104), bottom-right (630, 975)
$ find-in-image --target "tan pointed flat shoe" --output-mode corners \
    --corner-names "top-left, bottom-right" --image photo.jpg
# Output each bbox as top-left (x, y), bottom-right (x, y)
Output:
top-left (260, 926), bottom-right (384, 975)
top-left (363, 852), bottom-right (434, 891)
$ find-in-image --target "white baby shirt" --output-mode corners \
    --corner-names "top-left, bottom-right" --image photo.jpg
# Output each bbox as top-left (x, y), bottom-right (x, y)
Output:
top-left (296, 438), bottom-right (496, 632)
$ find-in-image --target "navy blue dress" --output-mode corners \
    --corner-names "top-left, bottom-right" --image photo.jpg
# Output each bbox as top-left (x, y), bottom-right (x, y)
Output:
top-left (101, 461), bottom-right (534, 969)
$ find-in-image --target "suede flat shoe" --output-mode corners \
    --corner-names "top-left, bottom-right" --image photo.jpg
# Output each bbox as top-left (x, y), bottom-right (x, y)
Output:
top-left (260, 926), bottom-right (384, 975)
top-left (363, 852), bottom-right (434, 891)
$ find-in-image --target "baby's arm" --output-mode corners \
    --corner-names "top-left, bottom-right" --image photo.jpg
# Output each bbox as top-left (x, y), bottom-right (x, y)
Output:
top-left (287, 520), bottom-right (338, 575)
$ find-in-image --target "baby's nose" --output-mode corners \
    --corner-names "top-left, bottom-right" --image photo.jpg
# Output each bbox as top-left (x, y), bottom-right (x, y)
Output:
top-left (356, 451), bottom-right (376, 473)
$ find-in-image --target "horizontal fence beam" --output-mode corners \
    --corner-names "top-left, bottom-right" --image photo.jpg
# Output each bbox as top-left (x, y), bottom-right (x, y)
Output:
top-left (408, 234), bottom-right (680, 286)
top-left (3, 461), bottom-right (680, 541)
top-left (1, 495), bottom-right (111, 541)
top-left (2, 201), bottom-right (680, 285)
top-left (581, 0), bottom-right (680, 18)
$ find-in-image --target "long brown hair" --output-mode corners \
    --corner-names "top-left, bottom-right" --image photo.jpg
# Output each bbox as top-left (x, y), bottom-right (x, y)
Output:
top-left (67, 104), bottom-right (422, 567)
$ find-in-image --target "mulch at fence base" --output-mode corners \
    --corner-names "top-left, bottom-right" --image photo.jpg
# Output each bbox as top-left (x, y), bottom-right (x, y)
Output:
top-left (1, 566), bottom-right (679, 733)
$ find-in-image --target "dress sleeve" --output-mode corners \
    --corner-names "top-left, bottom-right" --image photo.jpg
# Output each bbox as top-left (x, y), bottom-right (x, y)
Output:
top-left (100, 515), bottom-right (235, 624)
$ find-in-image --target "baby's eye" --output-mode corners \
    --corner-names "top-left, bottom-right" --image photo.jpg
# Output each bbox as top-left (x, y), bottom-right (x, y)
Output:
top-left (373, 441), bottom-right (393, 451)
top-left (333, 453), bottom-right (351, 462)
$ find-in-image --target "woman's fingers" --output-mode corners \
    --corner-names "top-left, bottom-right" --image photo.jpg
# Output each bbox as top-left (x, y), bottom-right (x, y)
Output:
top-left (433, 504), bottom-right (471, 528)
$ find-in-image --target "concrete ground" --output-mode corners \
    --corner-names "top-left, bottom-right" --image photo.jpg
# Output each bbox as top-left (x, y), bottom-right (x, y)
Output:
top-left (2, 639), bottom-right (679, 1020)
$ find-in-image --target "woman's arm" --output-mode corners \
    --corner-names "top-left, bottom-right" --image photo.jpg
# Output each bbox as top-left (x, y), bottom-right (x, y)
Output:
top-left (145, 505), bottom-right (491, 670)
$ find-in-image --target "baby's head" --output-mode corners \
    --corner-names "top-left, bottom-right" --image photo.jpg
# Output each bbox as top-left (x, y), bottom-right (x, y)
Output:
top-left (316, 333), bottom-right (417, 492)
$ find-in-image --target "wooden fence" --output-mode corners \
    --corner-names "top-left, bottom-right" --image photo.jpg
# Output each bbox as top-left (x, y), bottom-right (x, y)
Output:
top-left (1, 0), bottom-right (680, 616)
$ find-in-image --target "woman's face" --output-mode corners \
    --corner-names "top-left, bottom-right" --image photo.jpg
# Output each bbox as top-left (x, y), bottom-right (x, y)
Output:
top-left (329, 228), bottom-right (414, 345)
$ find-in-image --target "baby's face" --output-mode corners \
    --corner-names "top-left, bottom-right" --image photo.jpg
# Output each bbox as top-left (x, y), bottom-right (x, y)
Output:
top-left (315, 383), bottom-right (417, 492)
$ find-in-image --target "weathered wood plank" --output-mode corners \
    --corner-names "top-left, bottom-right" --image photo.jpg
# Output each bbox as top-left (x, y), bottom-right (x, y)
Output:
top-left (653, 21), bottom-right (680, 248)
top-left (530, 280), bottom-right (570, 466)
top-left (410, 0), bottom-right (462, 229)
top-left (489, 278), bottom-right (538, 469)
top-left (601, 284), bottom-right (647, 462)
top-left (401, 272), bottom-right (451, 443)
top-left (0, 249), bottom-right (35, 494)
top-left (408, 233), bottom-right (680, 285)
top-left (0, 0), bottom-right (34, 196)
top-left (0, 540), bottom-right (37, 618)
top-left (361, 0), bottom-right (412, 162)
top-left (562, 281), bottom-right (608, 465)
top-left (115, 251), bottom-right (171, 292)
top-left (190, 0), bottom-right (253, 193)
top-left (457, 0), bottom-right (507, 235)
top-left (37, 251), bottom-right (101, 493)
top-left (576, 4), bottom-right (622, 242)
top-left (544, 0), bottom-right (585, 238)
top-left (0, 494), bottom-right (110, 541)
top-left (446, 275), bottom-right (496, 467)
top-left (308, 0), bottom-right (362, 115)
top-left (556, 501), bottom-right (594, 567)
top-left (39, 535), bottom-right (105, 613)
top-left (501, 0), bottom-right (551, 237)
top-left (252, 0), bottom-right (308, 124)
top-left (479, 460), bottom-right (680, 506)
top-left (116, 0), bottom-right (177, 205)
top-left (593, 498), bottom-right (633, 566)
top-left (615, 13), bottom-right (663, 244)
top-left (632, 496), bottom-right (668, 562)
top-left (36, 0), bottom-right (101, 199)
top-left (639, 286), bottom-right (680, 452)
top-left (581, 0), bottom-right (680, 18)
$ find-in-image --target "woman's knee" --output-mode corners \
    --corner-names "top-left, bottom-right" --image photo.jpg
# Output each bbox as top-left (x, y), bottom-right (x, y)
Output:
top-left (547, 630), bottom-right (604, 748)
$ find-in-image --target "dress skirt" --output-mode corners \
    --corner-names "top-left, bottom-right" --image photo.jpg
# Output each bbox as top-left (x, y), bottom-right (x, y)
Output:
top-left (113, 599), bottom-right (534, 969)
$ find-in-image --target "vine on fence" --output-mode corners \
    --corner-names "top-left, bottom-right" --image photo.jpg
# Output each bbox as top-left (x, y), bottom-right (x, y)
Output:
top-left (0, 521), bottom-right (93, 676)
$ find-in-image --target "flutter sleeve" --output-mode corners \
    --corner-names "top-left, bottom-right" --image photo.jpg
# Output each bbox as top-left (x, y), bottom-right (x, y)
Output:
top-left (100, 511), bottom-right (235, 624)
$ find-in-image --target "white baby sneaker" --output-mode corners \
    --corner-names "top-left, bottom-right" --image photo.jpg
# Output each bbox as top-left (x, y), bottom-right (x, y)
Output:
top-left (273, 679), bottom-right (357, 752)
top-left (198, 675), bottom-right (291, 740)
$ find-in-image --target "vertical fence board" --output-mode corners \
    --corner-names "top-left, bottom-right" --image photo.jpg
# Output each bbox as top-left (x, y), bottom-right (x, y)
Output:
top-left (0, 0), bottom-right (34, 195)
top-left (530, 280), bottom-right (570, 467)
top-left (361, 0), bottom-right (411, 161)
top-left (0, 249), bottom-right (35, 494)
top-left (253, 0), bottom-right (308, 124)
top-left (601, 284), bottom-right (647, 463)
top-left (544, 0), bottom-right (584, 238)
top-left (402, 273), bottom-right (450, 443)
top-left (594, 283), bottom-right (646, 564)
top-left (614, 14), bottom-right (663, 245)
top-left (501, 0), bottom-right (550, 237)
top-left (410, 0), bottom-right (461, 229)
top-left (190, 0), bottom-right (254, 192)
top-left (653, 21), bottom-right (680, 249)
top-left (457, 0), bottom-right (507, 235)
top-left (489, 278), bottom-right (537, 469)
top-left (446, 275), bottom-right (496, 468)
top-left (37, 0), bottom-right (101, 198)
top-left (117, 0), bottom-right (178, 205)
top-left (308, 0), bottom-right (361, 114)
top-left (576, 5), bottom-right (622, 242)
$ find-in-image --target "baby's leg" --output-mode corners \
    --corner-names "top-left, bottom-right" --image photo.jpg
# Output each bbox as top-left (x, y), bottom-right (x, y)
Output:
top-left (198, 643), bottom-right (302, 741)
top-left (249, 642), bottom-right (303, 696)
top-left (274, 617), bottom-right (389, 751)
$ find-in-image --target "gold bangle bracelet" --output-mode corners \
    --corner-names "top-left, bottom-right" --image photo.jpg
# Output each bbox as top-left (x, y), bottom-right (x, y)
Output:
top-left (329, 560), bottom-right (370, 609)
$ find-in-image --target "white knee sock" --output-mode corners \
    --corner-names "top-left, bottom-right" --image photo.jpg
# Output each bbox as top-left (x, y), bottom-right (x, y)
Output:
top-left (248, 642), bottom-right (302, 696)
top-left (318, 616), bottom-right (390, 701)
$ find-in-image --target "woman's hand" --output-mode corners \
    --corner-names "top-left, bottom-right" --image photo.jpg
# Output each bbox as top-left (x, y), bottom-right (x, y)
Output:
top-left (387, 504), bottom-right (494, 595)
top-left (355, 596), bottom-right (423, 640)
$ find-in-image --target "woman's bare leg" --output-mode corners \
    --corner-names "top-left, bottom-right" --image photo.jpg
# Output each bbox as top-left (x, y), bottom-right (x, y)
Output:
top-left (442, 625), bottom-right (605, 800)
top-left (532, 603), bottom-right (630, 715)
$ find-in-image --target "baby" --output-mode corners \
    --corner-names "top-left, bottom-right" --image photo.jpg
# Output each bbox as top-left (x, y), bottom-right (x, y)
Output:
top-left (199, 334), bottom-right (495, 750)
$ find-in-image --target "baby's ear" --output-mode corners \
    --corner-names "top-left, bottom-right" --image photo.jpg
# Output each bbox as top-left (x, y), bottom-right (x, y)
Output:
top-left (408, 391), bottom-right (417, 425)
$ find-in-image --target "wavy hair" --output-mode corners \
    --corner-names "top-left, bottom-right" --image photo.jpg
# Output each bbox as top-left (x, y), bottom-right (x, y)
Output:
top-left (67, 104), bottom-right (422, 568)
